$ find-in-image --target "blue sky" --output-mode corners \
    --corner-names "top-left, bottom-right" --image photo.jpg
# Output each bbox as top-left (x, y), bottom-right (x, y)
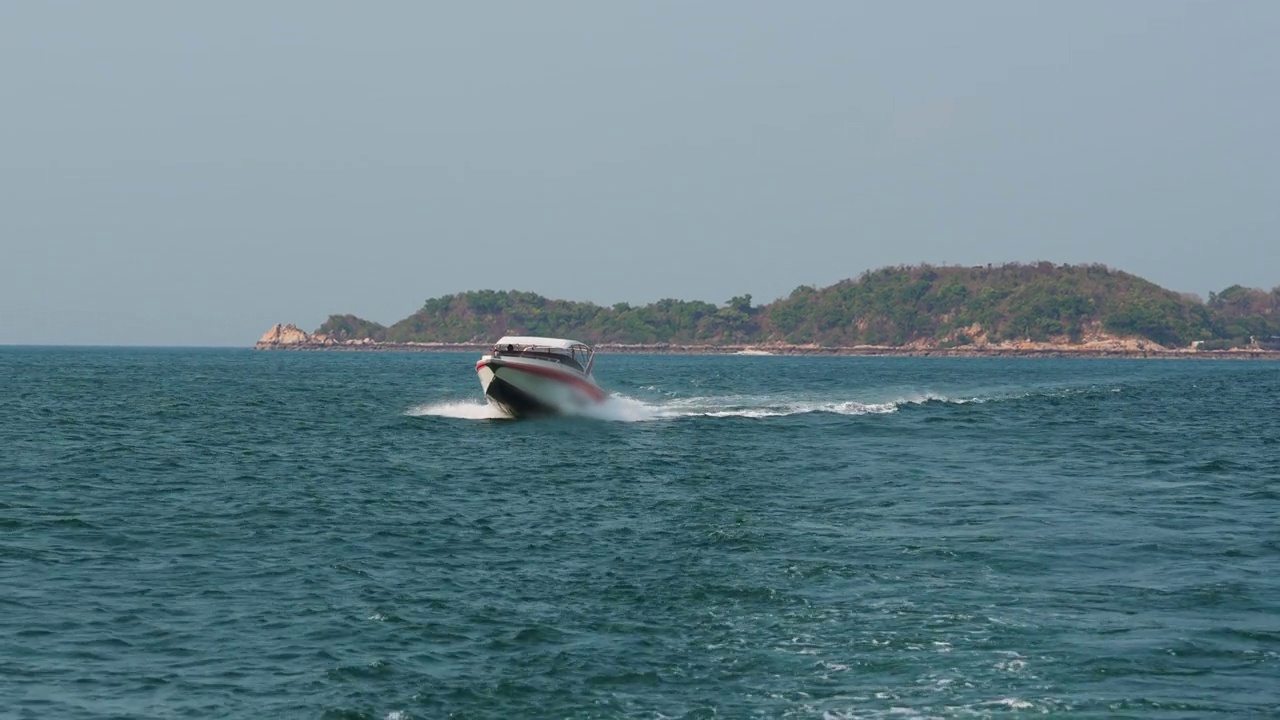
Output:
top-left (2, 2), bottom-right (1276, 345)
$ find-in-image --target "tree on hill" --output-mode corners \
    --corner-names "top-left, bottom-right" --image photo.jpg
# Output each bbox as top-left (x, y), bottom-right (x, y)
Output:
top-left (315, 314), bottom-right (387, 341)
top-left (1206, 285), bottom-right (1280, 343)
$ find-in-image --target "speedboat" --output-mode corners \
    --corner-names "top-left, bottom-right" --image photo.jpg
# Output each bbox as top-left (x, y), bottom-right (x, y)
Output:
top-left (475, 336), bottom-right (606, 417)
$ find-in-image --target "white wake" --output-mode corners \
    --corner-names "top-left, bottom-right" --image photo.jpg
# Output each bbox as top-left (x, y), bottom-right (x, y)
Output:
top-left (582, 393), bottom-right (956, 422)
top-left (407, 392), bottom-right (980, 422)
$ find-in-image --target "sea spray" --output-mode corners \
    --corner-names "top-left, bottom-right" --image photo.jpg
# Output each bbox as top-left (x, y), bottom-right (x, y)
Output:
top-left (407, 400), bottom-right (512, 420)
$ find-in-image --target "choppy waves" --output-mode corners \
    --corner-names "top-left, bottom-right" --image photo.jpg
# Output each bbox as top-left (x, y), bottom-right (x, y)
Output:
top-left (6, 349), bottom-right (1278, 719)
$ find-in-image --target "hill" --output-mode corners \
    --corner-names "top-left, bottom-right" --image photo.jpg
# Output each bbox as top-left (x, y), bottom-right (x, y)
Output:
top-left (303, 263), bottom-right (1279, 350)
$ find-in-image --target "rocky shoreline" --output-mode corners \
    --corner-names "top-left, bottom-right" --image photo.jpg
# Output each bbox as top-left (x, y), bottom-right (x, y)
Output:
top-left (254, 324), bottom-right (1280, 360)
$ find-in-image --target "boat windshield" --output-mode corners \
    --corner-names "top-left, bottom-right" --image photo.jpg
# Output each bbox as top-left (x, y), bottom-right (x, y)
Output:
top-left (492, 343), bottom-right (593, 374)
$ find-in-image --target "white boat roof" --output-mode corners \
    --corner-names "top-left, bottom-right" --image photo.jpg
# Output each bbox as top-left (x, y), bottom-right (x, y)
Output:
top-left (494, 336), bottom-right (591, 350)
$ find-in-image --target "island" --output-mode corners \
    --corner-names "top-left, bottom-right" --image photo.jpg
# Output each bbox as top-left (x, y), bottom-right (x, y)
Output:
top-left (256, 263), bottom-right (1280, 359)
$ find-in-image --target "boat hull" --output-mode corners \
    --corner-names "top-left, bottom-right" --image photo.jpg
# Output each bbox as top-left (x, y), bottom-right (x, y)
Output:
top-left (476, 358), bottom-right (604, 418)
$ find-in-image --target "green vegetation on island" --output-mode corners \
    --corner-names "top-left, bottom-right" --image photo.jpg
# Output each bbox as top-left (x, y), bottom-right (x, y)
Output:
top-left (312, 263), bottom-right (1280, 349)
top-left (313, 314), bottom-right (387, 342)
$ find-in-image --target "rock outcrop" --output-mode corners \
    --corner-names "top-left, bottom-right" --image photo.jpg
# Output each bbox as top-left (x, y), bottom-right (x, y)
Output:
top-left (254, 323), bottom-right (458, 350)
top-left (256, 323), bottom-right (313, 348)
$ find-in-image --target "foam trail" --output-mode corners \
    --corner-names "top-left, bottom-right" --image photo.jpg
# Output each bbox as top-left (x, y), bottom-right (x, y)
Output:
top-left (579, 395), bottom-right (681, 422)
top-left (893, 392), bottom-right (979, 406)
top-left (406, 401), bottom-right (511, 420)
top-left (407, 390), bottom-right (985, 423)
top-left (698, 400), bottom-right (900, 418)
top-left (583, 394), bottom-right (907, 421)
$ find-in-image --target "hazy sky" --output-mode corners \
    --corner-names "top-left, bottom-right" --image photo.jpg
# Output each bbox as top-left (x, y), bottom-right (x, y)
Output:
top-left (2, 2), bottom-right (1277, 345)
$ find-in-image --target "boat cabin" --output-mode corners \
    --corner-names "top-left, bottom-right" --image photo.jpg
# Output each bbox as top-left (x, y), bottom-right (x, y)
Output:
top-left (491, 336), bottom-right (595, 374)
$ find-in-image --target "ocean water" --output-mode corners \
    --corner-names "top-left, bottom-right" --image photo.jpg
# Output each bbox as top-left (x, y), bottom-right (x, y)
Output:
top-left (2, 348), bottom-right (1278, 719)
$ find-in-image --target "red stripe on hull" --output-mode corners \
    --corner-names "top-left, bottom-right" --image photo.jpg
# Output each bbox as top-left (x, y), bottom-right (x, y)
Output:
top-left (479, 359), bottom-right (605, 402)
